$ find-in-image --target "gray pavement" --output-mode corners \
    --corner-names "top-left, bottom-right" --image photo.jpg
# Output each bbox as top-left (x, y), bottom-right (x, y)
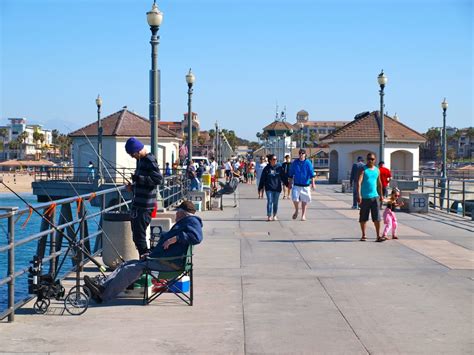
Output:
top-left (1, 183), bottom-right (473, 354)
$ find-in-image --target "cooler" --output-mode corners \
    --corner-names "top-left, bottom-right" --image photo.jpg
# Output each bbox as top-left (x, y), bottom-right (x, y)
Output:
top-left (169, 276), bottom-right (190, 293)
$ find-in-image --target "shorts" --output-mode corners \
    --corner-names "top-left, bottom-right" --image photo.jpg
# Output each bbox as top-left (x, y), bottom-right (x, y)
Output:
top-left (225, 170), bottom-right (231, 177)
top-left (382, 186), bottom-right (388, 198)
top-left (247, 172), bottom-right (254, 179)
top-left (359, 198), bottom-right (381, 222)
top-left (291, 185), bottom-right (311, 203)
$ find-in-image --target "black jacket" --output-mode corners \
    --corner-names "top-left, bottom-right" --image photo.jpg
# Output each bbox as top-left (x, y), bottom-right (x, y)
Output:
top-left (258, 164), bottom-right (284, 192)
top-left (132, 153), bottom-right (163, 209)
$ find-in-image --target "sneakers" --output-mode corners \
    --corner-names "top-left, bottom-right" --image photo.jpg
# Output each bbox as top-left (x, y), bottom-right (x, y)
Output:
top-left (84, 275), bottom-right (104, 303)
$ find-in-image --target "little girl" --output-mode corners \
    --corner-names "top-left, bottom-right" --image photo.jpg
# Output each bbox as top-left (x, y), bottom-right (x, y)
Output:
top-left (382, 188), bottom-right (404, 240)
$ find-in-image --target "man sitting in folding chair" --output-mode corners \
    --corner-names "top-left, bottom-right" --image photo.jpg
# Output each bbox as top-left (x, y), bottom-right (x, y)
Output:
top-left (84, 201), bottom-right (203, 304)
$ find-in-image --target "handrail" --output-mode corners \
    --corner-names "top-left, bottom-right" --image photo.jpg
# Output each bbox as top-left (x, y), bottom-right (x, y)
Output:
top-left (0, 171), bottom-right (189, 322)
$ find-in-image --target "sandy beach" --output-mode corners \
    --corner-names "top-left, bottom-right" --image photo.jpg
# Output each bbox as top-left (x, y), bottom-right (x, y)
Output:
top-left (0, 173), bottom-right (34, 194)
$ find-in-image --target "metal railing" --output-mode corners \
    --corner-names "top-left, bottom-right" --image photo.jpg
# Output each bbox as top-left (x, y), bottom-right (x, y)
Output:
top-left (0, 172), bottom-right (190, 322)
top-left (391, 170), bottom-right (474, 218)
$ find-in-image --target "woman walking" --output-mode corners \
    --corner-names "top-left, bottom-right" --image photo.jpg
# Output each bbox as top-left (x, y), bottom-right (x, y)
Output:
top-left (281, 155), bottom-right (291, 199)
top-left (258, 154), bottom-right (284, 221)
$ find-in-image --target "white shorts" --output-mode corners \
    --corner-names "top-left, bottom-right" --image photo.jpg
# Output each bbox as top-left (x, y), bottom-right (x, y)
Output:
top-left (291, 186), bottom-right (312, 203)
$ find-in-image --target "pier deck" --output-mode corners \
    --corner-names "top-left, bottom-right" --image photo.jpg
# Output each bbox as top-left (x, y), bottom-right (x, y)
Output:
top-left (1, 183), bottom-right (473, 354)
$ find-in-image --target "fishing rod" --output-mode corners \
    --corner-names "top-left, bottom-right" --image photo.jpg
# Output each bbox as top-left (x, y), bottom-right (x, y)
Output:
top-left (0, 177), bottom-right (107, 273)
top-left (63, 124), bottom-right (131, 209)
top-left (34, 183), bottom-right (88, 279)
top-left (60, 178), bottom-right (126, 264)
top-left (35, 179), bottom-right (125, 277)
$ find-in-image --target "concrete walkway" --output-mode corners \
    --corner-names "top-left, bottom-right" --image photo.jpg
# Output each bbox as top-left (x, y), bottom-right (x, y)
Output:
top-left (1, 183), bottom-right (473, 354)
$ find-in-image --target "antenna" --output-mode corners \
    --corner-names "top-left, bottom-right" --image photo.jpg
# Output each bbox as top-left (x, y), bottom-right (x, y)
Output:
top-left (281, 106), bottom-right (287, 121)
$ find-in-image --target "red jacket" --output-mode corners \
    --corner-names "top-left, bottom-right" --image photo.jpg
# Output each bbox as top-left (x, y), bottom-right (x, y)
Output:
top-left (379, 166), bottom-right (392, 188)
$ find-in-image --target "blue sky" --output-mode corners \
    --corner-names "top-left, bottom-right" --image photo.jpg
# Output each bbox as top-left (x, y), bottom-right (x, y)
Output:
top-left (1, 0), bottom-right (472, 140)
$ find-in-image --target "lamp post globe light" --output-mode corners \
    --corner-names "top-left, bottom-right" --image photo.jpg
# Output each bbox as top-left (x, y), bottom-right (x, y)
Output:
top-left (95, 94), bottom-right (103, 183)
top-left (147, 1), bottom-right (163, 158)
top-left (186, 68), bottom-right (195, 163)
top-left (377, 70), bottom-right (388, 162)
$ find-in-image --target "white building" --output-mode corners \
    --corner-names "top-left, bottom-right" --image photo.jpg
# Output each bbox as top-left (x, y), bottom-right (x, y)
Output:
top-left (294, 109), bottom-right (349, 146)
top-left (322, 111), bottom-right (426, 183)
top-left (69, 108), bottom-right (181, 182)
top-left (0, 118), bottom-right (53, 160)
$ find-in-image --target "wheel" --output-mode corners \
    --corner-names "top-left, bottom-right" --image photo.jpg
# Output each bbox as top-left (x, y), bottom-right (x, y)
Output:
top-left (69, 285), bottom-right (92, 299)
top-left (64, 289), bottom-right (89, 316)
top-left (33, 298), bottom-right (50, 314)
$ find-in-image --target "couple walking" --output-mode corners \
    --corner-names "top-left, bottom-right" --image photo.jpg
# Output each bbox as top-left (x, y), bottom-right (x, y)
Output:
top-left (357, 152), bottom-right (402, 242)
top-left (258, 149), bottom-right (315, 221)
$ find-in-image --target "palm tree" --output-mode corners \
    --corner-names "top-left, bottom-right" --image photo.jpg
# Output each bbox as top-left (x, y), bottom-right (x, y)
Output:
top-left (57, 134), bottom-right (72, 160)
top-left (0, 128), bottom-right (8, 160)
top-left (425, 128), bottom-right (440, 146)
top-left (309, 131), bottom-right (319, 146)
top-left (8, 140), bottom-right (18, 159)
top-left (33, 131), bottom-right (42, 146)
top-left (466, 127), bottom-right (474, 139)
top-left (17, 131), bottom-right (29, 159)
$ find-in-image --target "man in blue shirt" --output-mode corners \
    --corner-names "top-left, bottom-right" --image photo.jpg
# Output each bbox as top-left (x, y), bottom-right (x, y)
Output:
top-left (288, 149), bottom-right (315, 221)
top-left (84, 201), bottom-right (203, 303)
top-left (357, 153), bottom-right (384, 242)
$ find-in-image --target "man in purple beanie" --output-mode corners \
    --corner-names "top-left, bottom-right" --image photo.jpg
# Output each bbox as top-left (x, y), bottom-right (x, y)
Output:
top-left (125, 137), bottom-right (163, 258)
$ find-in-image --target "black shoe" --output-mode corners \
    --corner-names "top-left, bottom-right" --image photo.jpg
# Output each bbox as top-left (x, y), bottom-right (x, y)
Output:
top-left (84, 275), bottom-right (104, 303)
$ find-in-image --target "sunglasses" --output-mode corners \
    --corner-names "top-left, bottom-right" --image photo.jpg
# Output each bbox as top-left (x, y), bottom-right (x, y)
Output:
top-left (271, 158), bottom-right (277, 161)
top-left (368, 158), bottom-right (375, 161)
top-left (299, 152), bottom-right (305, 155)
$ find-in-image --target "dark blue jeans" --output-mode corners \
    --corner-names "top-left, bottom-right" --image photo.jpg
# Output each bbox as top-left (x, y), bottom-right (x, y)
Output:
top-left (266, 190), bottom-right (280, 217)
top-left (130, 208), bottom-right (152, 255)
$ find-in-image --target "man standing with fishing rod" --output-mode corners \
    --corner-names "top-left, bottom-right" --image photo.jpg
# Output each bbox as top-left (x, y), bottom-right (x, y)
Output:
top-left (125, 137), bottom-right (163, 259)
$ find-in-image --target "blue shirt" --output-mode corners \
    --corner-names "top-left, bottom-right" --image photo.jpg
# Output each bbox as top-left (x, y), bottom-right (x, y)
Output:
top-left (361, 165), bottom-right (380, 199)
top-left (289, 159), bottom-right (315, 186)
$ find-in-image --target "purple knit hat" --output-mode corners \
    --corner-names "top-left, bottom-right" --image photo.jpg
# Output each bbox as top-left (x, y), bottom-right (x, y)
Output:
top-left (125, 137), bottom-right (144, 154)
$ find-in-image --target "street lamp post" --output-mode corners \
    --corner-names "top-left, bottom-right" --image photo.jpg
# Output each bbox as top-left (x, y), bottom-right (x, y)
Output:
top-left (186, 69), bottom-right (195, 164)
top-left (215, 122), bottom-right (219, 164)
top-left (147, 1), bottom-right (163, 158)
top-left (282, 133), bottom-right (287, 160)
top-left (440, 98), bottom-right (448, 209)
top-left (377, 70), bottom-right (388, 161)
top-left (288, 129), bottom-right (293, 157)
top-left (95, 95), bottom-right (103, 183)
top-left (441, 98), bottom-right (448, 179)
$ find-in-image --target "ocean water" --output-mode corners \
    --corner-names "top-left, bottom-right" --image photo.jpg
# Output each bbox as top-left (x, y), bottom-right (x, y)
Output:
top-left (0, 193), bottom-right (100, 313)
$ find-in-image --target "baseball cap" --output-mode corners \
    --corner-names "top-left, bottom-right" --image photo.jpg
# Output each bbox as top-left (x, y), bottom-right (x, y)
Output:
top-left (176, 201), bottom-right (196, 214)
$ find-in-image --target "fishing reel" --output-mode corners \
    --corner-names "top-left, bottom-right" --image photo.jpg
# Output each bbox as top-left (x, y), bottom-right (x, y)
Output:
top-left (28, 255), bottom-right (90, 316)
top-left (28, 256), bottom-right (65, 314)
